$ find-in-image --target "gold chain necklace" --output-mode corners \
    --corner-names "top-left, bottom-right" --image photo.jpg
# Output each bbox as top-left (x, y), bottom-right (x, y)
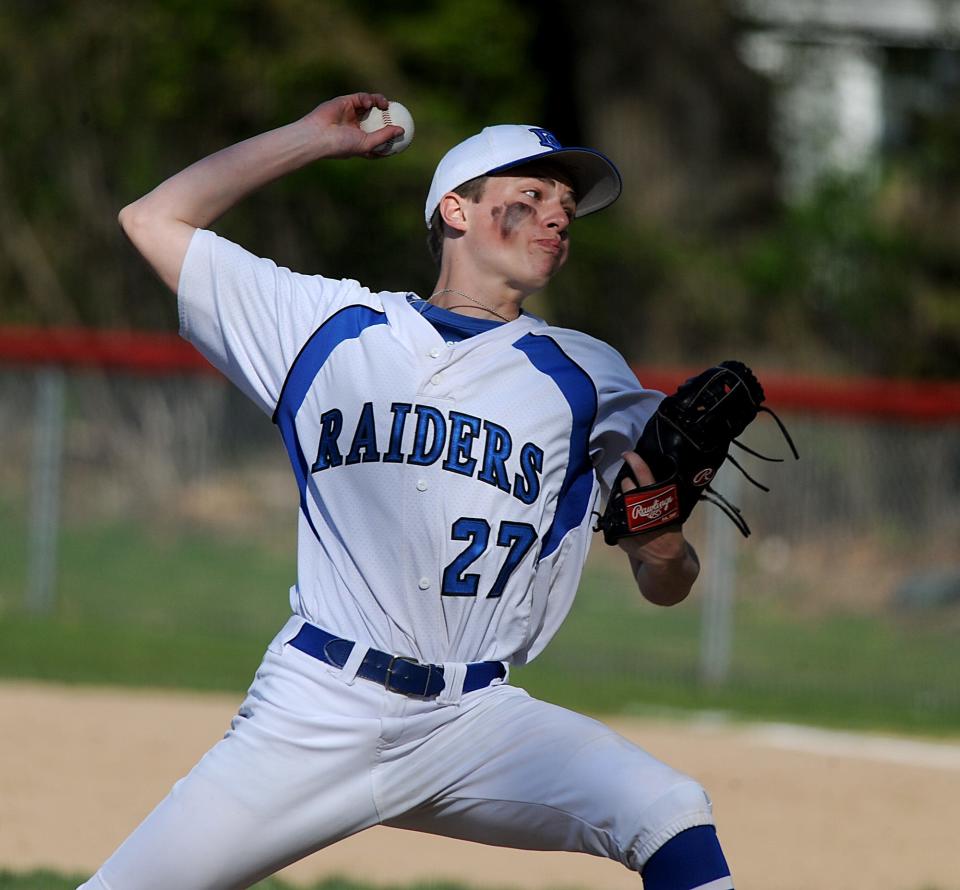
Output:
top-left (428, 288), bottom-right (516, 323)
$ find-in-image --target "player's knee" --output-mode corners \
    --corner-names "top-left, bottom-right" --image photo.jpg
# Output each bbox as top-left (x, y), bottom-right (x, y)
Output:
top-left (624, 778), bottom-right (716, 872)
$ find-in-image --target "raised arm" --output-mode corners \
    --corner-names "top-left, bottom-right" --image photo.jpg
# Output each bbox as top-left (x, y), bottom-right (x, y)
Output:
top-left (616, 451), bottom-right (701, 606)
top-left (117, 92), bottom-right (403, 293)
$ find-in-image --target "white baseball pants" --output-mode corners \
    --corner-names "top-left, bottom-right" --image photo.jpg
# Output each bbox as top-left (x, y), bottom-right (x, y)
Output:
top-left (79, 617), bottom-right (714, 890)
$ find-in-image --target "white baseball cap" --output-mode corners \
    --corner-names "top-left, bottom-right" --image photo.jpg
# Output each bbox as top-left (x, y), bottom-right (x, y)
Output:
top-left (424, 125), bottom-right (622, 228)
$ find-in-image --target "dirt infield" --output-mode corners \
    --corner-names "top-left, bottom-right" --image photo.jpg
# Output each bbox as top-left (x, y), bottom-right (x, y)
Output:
top-left (5, 681), bottom-right (959, 890)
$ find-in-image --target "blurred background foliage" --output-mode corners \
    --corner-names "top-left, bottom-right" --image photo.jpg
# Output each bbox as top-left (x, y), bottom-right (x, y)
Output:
top-left (1, 0), bottom-right (959, 377)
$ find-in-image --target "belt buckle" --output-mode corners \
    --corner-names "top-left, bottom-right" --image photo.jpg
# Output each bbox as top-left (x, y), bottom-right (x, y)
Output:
top-left (384, 655), bottom-right (433, 698)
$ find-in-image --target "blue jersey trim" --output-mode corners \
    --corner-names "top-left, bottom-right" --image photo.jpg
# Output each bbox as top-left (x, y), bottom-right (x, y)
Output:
top-left (406, 295), bottom-right (503, 342)
top-left (273, 305), bottom-right (389, 538)
top-left (513, 333), bottom-right (598, 560)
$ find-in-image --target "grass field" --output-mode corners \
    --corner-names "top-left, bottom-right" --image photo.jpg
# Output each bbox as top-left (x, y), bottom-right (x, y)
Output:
top-left (2, 510), bottom-right (959, 735)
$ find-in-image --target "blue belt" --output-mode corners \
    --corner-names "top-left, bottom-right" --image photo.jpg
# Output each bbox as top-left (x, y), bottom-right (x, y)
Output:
top-left (287, 623), bottom-right (506, 699)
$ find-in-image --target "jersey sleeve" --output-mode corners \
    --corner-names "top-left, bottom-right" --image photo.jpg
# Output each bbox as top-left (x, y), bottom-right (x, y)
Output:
top-left (177, 228), bottom-right (377, 415)
top-left (547, 330), bottom-right (663, 500)
top-left (589, 350), bottom-right (664, 500)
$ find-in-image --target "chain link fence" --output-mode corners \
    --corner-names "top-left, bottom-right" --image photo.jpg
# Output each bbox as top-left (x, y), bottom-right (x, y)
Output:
top-left (2, 361), bottom-right (959, 726)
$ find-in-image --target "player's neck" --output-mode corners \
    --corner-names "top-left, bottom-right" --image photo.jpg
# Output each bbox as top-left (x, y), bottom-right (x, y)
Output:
top-left (430, 265), bottom-right (526, 322)
top-left (428, 282), bottom-right (523, 322)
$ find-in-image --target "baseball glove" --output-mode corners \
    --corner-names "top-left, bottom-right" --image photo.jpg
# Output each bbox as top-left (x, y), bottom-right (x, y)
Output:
top-left (596, 360), bottom-right (797, 542)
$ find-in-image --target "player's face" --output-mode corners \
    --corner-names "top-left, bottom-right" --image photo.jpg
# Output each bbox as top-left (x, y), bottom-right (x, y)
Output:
top-left (466, 167), bottom-right (577, 294)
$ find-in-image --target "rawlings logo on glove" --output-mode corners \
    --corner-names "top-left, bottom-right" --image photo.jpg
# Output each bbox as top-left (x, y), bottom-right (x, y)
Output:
top-left (625, 487), bottom-right (680, 531)
top-left (596, 360), bottom-right (798, 542)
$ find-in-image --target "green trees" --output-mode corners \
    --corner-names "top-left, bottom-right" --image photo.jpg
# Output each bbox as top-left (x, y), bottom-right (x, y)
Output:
top-left (1, 1), bottom-right (957, 376)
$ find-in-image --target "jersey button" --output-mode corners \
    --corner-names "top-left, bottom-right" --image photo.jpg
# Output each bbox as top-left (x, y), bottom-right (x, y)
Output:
top-left (429, 347), bottom-right (441, 358)
top-left (416, 480), bottom-right (428, 491)
top-left (430, 373), bottom-right (442, 385)
top-left (418, 577), bottom-right (431, 590)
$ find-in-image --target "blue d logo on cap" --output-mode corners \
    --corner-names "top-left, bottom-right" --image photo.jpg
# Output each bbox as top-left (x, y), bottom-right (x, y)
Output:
top-left (529, 128), bottom-right (562, 150)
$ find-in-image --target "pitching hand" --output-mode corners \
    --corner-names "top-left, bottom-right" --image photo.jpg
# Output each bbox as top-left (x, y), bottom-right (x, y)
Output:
top-left (302, 93), bottom-right (405, 160)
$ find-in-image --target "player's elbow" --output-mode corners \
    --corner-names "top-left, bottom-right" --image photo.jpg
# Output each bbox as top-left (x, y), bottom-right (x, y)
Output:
top-left (117, 201), bottom-right (132, 232)
top-left (117, 200), bottom-right (148, 250)
top-left (118, 197), bottom-right (156, 240)
top-left (117, 198), bottom-right (194, 295)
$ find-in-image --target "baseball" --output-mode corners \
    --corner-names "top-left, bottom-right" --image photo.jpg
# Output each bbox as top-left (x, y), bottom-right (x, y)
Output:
top-left (359, 101), bottom-right (415, 156)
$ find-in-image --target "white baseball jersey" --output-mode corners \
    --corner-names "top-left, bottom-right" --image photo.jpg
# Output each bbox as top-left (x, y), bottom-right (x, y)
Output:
top-left (178, 228), bottom-right (662, 666)
top-left (80, 230), bottom-right (720, 890)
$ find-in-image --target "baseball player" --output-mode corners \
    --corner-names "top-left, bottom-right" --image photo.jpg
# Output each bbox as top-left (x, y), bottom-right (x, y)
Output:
top-left (81, 93), bottom-right (733, 890)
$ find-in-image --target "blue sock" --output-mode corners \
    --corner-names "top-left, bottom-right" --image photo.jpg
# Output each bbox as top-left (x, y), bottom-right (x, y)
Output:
top-left (641, 825), bottom-right (732, 890)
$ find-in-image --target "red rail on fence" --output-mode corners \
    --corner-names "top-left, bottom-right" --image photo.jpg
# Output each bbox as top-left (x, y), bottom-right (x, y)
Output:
top-left (1, 326), bottom-right (958, 420)
top-left (0, 325), bottom-right (215, 375)
top-left (632, 367), bottom-right (960, 422)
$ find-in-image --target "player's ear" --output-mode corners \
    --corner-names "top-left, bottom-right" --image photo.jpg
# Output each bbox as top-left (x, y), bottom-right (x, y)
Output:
top-left (438, 193), bottom-right (469, 234)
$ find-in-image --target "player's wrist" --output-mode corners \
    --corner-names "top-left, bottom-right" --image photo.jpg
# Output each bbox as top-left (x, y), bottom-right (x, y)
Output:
top-left (282, 115), bottom-right (337, 163)
top-left (619, 526), bottom-right (689, 563)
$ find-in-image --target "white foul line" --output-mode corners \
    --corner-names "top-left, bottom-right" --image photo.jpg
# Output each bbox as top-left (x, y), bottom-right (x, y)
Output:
top-left (745, 722), bottom-right (960, 771)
